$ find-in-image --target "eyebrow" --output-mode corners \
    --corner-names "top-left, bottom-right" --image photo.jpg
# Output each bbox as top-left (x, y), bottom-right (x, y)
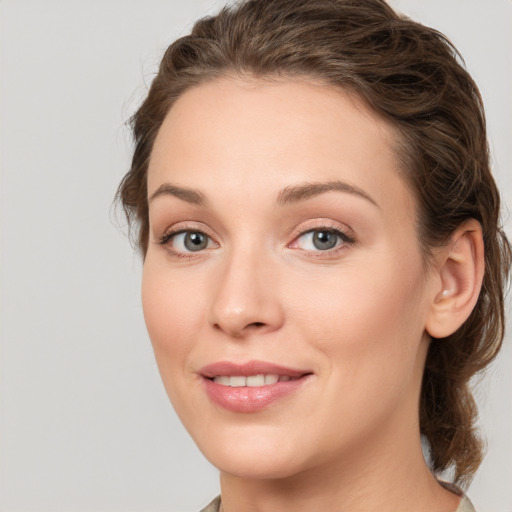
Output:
top-left (276, 180), bottom-right (380, 208)
top-left (148, 180), bottom-right (379, 208)
top-left (149, 183), bottom-right (208, 206)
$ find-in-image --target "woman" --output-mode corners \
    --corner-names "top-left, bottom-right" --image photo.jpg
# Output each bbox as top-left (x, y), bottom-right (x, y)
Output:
top-left (117, 0), bottom-right (511, 510)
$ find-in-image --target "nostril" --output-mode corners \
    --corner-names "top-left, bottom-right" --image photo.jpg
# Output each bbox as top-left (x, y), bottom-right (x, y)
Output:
top-left (249, 322), bottom-right (265, 328)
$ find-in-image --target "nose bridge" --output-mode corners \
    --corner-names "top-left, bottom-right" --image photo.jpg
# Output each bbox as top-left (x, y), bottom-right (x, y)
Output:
top-left (208, 239), bottom-right (283, 337)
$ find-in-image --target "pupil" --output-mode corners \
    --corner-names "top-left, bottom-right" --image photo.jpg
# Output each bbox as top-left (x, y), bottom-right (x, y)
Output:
top-left (185, 232), bottom-right (207, 251)
top-left (313, 231), bottom-right (337, 250)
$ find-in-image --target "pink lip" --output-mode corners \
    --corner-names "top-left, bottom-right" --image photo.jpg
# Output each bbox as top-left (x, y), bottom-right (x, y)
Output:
top-left (200, 360), bottom-right (313, 413)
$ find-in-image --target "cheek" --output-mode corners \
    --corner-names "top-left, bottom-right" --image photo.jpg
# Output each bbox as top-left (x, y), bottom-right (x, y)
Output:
top-left (141, 259), bottom-right (206, 367)
top-left (292, 251), bottom-right (428, 381)
top-left (282, 254), bottom-right (429, 451)
top-left (141, 258), bottom-right (215, 421)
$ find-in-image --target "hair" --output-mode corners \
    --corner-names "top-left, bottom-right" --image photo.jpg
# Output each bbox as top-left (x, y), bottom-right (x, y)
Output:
top-left (117, 0), bottom-right (511, 485)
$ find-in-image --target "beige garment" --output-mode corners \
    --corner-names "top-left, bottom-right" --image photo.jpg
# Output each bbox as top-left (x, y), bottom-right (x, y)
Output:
top-left (199, 493), bottom-right (476, 512)
top-left (457, 496), bottom-right (477, 512)
top-left (438, 480), bottom-right (476, 512)
top-left (200, 495), bottom-right (221, 512)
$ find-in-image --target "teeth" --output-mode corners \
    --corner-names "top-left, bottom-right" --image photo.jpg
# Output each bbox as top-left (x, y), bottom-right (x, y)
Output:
top-left (212, 374), bottom-right (287, 387)
top-left (214, 376), bottom-right (230, 386)
top-left (264, 374), bottom-right (279, 385)
top-left (230, 376), bottom-right (246, 387)
top-left (247, 375), bottom-right (265, 387)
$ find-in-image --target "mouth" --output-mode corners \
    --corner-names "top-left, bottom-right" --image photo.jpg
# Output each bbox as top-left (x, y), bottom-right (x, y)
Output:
top-left (210, 374), bottom-right (301, 387)
top-left (200, 361), bottom-right (313, 412)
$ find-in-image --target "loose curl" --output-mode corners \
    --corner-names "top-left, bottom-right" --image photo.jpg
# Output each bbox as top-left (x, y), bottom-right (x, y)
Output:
top-left (117, 0), bottom-right (511, 485)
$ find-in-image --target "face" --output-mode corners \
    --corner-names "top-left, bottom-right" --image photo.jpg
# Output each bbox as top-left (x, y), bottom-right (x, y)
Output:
top-left (143, 77), bottom-right (437, 480)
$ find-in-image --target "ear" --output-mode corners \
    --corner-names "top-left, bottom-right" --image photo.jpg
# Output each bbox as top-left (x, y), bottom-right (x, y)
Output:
top-left (425, 219), bottom-right (485, 339)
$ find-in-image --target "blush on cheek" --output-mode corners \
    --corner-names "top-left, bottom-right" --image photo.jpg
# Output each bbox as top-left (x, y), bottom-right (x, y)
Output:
top-left (300, 264), bottom-right (424, 364)
top-left (142, 264), bottom-right (207, 356)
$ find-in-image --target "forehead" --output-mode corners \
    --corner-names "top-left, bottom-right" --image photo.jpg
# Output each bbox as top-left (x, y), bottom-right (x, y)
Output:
top-left (148, 76), bottom-right (414, 219)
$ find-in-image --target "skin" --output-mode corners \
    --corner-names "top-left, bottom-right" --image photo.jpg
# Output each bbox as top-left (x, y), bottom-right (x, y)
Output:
top-left (142, 77), bottom-right (468, 512)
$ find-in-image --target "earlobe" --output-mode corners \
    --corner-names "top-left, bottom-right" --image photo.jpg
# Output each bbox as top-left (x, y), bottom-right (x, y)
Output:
top-left (426, 219), bottom-right (485, 339)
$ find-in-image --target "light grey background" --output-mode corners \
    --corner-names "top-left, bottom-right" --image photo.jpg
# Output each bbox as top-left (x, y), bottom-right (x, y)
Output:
top-left (0, 1), bottom-right (510, 511)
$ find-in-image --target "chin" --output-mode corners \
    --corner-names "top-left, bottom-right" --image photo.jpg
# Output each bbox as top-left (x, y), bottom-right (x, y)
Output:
top-left (195, 426), bottom-right (313, 480)
top-left (210, 452), bottom-right (307, 481)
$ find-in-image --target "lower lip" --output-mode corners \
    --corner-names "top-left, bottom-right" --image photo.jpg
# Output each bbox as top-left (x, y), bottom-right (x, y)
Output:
top-left (203, 376), bottom-right (311, 413)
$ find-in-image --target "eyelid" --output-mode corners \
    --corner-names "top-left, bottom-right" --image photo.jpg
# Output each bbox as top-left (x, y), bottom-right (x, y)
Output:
top-left (157, 221), bottom-right (216, 241)
top-left (290, 219), bottom-right (355, 241)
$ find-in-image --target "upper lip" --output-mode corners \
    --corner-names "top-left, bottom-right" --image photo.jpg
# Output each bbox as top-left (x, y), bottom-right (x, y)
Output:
top-left (200, 360), bottom-right (311, 378)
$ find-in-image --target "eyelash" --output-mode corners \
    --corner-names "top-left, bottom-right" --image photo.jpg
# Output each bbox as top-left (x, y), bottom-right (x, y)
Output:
top-left (157, 224), bottom-right (356, 258)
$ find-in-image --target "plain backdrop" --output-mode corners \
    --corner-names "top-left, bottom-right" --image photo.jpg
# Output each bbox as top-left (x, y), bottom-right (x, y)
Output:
top-left (0, 1), bottom-right (511, 511)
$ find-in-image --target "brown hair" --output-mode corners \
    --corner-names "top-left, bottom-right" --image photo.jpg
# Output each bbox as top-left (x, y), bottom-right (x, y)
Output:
top-left (117, 0), bottom-right (511, 485)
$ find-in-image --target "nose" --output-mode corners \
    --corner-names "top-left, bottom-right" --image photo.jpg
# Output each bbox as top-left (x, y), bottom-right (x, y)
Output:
top-left (208, 247), bottom-right (285, 338)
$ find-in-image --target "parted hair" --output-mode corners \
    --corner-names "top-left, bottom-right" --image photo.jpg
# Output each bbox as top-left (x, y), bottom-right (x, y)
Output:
top-left (117, 0), bottom-right (511, 484)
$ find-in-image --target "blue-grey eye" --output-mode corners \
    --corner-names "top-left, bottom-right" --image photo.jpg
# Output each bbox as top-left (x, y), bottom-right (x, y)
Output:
top-left (183, 232), bottom-right (208, 251)
top-left (170, 231), bottom-right (213, 252)
top-left (186, 232), bottom-right (208, 251)
top-left (312, 231), bottom-right (338, 250)
top-left (296, 229), bottom-right (346, 251)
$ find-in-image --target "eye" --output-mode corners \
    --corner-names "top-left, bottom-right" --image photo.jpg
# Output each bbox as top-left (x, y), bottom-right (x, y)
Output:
top-left (293, 228), bottom-right (354, 252)
top-left (159, 230), bottom-right (216, 254)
